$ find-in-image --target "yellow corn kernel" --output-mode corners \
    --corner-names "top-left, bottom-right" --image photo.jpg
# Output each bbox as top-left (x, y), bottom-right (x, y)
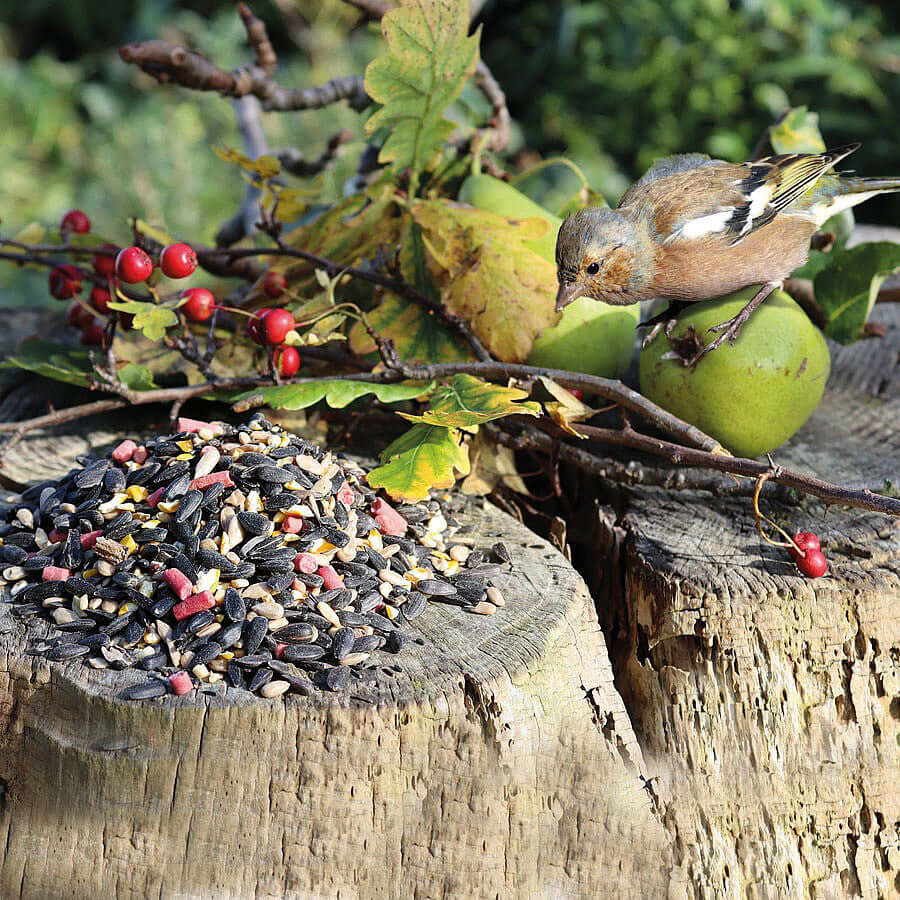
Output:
top-left (125, 485), bottom-right (149, 502)
top-left (157, 500), bottom-right (180, 514)
top-left (121, 534), bottom-right (137, 556)
top-left (175, 452), bottom-right (192, 461)
top-left (118, 602), bottom-right (136, 615)
top-left (142, 518), bottom-right (160, 529)
top-left (176, 440), bottom-right (194, 452)
top-left (273, 512), bottom-right (285, 523)
top-left (383, 604), bottom-right (399, 620)
top-left (82, 568), bottom-right (99, 578)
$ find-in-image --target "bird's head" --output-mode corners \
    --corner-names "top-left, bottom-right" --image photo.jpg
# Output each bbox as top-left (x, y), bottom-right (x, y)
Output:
top-left (554, 207), bottom-right (648, 311)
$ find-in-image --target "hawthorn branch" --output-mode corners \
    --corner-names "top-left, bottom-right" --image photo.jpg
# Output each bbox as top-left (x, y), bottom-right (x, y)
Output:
top-left (277, 130), bottom-right (353, 177)
top-left (474, 61), bottom-right (511, 153)
top-left (199, 244), bottom-right (493, 361)
top-left (119, 5), bottom-right (369, 112)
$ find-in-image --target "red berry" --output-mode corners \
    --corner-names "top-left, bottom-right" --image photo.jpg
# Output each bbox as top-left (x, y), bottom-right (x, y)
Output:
top-left (48, 264), bottom-right (83, 300)
top-left (92, 244), bottom-right (118, 278)
top-left (160, 242), bottom-right (198, 279)
top-left (792, 532), bottom-right (820, 554)
top-left (90, 286), bottom-right (112, 314)
top-left (795, 548), bottom-right (827, 578)
top-left (80, 321), bottom-right (105, 345)
top-left (260, 308), bottom-right (295, 345)
top-left (115, 246), bottom-right (154, 284)
top-left (248, 307), bottom-right (273, 345)
top-left (263, 270), bottom-right (288, 299)
top-left (181, 288), bottom-right (215, 322)
top-left (60, 209), bottom-right (90, 234)
top-left (67, 301), bottom-right (93, 328)
top-left (117, 310), bottom-right (135, 330)
top-left (275, 345), bottom-right (300, 377)
top-left (569, 388), bottom-right (584, 402)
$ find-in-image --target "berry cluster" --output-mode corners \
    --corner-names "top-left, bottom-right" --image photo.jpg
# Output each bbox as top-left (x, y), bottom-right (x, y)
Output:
top-left (47, 209), bottom-right (301, 376)
top-left (248, 308), bottom-right (300, 376)
top-left (790, 532), bottom-right (827, 578)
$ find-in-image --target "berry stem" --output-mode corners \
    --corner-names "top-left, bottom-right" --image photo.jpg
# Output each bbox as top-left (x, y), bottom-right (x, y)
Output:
top-left (753, 473), bottom-right (804, 555)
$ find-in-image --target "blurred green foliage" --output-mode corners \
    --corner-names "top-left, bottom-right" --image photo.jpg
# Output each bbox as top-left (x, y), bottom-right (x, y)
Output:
top-left (482, 0), bottom-right (900, 214)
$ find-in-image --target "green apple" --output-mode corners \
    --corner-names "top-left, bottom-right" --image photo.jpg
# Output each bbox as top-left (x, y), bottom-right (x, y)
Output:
top-left (458, 174), bottom-right (639, 377)
top-left (639, 287), bottom-right (831, 458)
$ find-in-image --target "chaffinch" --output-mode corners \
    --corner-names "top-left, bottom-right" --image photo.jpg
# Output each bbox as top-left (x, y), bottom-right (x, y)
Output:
top-left (554, 143), bottom-right (900, 360)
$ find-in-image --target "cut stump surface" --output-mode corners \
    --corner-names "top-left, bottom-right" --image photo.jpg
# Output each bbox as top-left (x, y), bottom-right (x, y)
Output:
top-left (0, 480), bottom-right (671, 899)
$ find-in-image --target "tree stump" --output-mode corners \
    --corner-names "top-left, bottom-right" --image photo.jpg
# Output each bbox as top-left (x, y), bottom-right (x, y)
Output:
top-left (0, 439), bottom-right (672, 899)
top-left (589, 302), bottom-right (900, 897)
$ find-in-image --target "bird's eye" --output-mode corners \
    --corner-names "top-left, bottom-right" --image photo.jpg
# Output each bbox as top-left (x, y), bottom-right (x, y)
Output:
top-left (586, 262), bottom-right (600, 275)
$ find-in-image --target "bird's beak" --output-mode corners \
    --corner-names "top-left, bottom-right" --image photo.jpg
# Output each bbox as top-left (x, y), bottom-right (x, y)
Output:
top-left (555, 282), bottom-right (580, 313)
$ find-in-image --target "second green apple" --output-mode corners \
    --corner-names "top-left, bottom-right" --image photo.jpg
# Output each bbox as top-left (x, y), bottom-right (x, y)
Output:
top-left (458, 174), bottom-right (639, 378)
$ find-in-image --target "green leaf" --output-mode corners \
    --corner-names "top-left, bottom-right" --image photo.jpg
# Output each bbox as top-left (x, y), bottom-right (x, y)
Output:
top-left (365, 0), bottom-right (480, 195)
top-left (6, 339), bottom-right (93, 387)
top-left (349, 294), bottom-right (473, 363)
top-left (108, 300), bottom-right (179, 341)
top-left (215, 146), bottom-right (281, 178)
top-left (768, 106), bottom-right (827, 155)
top-left (366, 423), bottom-right (470, 501)
top-left (814, 242), bottom-right (900, 343)
top-left (411, 200), bottom-right (560, 361)
top-left (118, 363), bottom-right (157, 391)
top-left (400, 374), bottom-right (540, 428)
top-left (229, 379), bottom-right (435, 411)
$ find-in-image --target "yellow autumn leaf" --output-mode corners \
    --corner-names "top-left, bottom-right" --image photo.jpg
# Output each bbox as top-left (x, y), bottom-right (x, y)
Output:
top-left (539, 376), bottom-right (594, 438)
top-left (215, 146), bottom-right (281, 178)
top-left (411, 200), bottom-right (560, 361)
top-left (366, 424), bottom-right (470, 502)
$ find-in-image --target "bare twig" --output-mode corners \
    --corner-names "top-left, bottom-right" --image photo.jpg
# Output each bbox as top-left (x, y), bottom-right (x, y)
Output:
top-left (277, 130), bottom-right (353, 177)
top-left (474, 60), bottom-right (511, 153)
top-left (119, 36), bottom-right (368, 112)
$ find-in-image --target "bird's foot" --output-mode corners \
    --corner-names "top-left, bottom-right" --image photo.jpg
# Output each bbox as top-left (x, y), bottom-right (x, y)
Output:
top-left (681, 281), bottom-right (781, 368)
top-left (638, 301), bottom-right (689, 349)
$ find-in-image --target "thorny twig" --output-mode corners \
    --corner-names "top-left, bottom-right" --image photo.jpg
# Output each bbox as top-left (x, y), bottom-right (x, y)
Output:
top-left (277, 130), bottom-right (354, 177)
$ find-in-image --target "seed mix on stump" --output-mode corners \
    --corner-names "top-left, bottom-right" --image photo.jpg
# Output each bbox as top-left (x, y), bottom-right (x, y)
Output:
top-left (0, 414), bottom-right (510, 700)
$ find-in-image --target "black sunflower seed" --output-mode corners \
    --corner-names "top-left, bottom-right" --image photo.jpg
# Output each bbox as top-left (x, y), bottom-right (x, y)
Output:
top-left (227, 660), bottom-right (246, 689)
top-left (352, 634), bottom-right (383, 653)
top-left (242, 616), bottom-right (268, 654)
top-left (218, 621), bottom-right (243, 650)
top-left (153, 460), bottom-right (190, 485)
top-left (282, 643), bottom-right (325, 663)
top-left (272, 623), bottom-right (317, 644)
top-left (224, 588), bottom-right (246, 622)
top-left (190, 641), bottom-right (222, 668)
top-left (169, 552), bottom-right (199, 584)
top-left (47, 642), bottom-right (92, 661)
top-left (331, 627), bottom-right (355, 661)
top-left (255, 466), bottom-right (292, 485)
top-left (103, 468), bottom-right (127, 492)
top-left (0, 545), bottom-right (27, 564)
top-left (248, 666), bottom-right (273, 692)
top-left (126, 460), bottom-right (161, 486)
top-left (417, 579), bottom-right (457, 596)
top-left (233, 653), bottom-right (270, 668)
top-left (74, 462), bottom-right (109, 489)
top-left (402, 593), bottom-right (427, 619)
top-left (263, 493), bottom-right (295, 510)
top-left (196, 548), bottom-right (236, 571)
top-left (121, 680), bottom-right (168, 700)
top-left (133, 528), bottom-right (168, 544)
top-left (237, 512), bottom-right (271, 536)
top-left (186, 610), bottom-right (216, 634)
top-left (175, 490), bottom-right (203, 523)
top-left (163, 473), bottom-right (191, 503)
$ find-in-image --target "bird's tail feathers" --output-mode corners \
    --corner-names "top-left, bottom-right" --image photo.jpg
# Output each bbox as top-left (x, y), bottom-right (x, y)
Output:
top-left (843, 176), bottom-right (900, 195)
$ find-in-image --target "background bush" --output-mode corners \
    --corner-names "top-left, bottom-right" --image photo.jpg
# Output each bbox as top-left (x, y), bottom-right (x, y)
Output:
top-left (1, 0), bottom-right (897, 307)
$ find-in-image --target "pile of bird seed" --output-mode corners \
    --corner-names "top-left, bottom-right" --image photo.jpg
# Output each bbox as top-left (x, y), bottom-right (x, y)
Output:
top-left (0, 414), bottom-right (510, 700)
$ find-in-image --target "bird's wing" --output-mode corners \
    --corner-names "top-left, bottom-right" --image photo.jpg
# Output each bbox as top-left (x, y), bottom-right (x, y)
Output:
top-left (727, 144), bottom-right (860, 239)
top-left (621, 144), bottom-right (860, 247)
